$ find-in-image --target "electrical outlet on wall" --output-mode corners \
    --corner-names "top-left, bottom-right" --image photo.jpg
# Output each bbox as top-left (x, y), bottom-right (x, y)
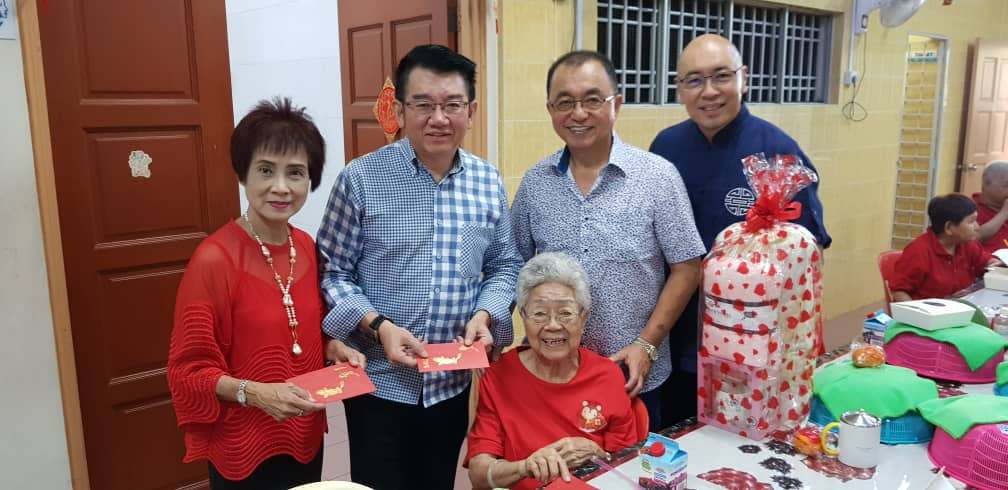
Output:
top-left (844, 71), bottom-right (860, 87)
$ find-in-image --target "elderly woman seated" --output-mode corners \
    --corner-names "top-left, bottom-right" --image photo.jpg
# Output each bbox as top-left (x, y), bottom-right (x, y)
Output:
top-left (466, 252), bottom-right (641, 489)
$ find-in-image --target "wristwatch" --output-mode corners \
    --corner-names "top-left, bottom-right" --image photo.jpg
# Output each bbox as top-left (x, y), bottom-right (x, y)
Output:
top-left (368, 314), bottom-right (389, 338)
top-left (236, 379), bottom-right (249, 407)
top-left (632, 337), bottom-right (659, 362)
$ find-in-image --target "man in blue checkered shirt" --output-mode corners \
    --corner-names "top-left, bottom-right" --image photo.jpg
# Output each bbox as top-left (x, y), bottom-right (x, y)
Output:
top-left (316, 45), bottom-right (522, 489)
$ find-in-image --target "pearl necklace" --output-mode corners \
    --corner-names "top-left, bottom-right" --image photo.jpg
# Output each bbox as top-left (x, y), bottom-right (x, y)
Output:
top-left (243, 213), bottom-right (302, 356)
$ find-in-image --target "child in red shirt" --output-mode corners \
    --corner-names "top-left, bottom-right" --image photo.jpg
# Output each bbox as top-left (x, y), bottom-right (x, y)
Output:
top-left (890, 194), bottom-right (998, 301)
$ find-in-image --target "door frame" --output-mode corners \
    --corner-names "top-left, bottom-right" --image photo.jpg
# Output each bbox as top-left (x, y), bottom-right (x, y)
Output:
top-left (17, 1), bottom-right (90, 488)
top-left (907, 31), bottom-right (950, 200)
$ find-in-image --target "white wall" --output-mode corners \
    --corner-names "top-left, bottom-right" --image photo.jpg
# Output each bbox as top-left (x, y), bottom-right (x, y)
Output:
top-left (225, 0), bottom-right (346, 236)
top-left (0, 6), bottom-right (72, 488)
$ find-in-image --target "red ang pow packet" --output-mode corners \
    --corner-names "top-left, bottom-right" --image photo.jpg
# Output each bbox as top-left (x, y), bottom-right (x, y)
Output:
top-left (543, 477), bottom-right (597, 489)
top-left (287, 362), bottom-right (375, 402)
top-left (416, 341), bottom-right (490, 373)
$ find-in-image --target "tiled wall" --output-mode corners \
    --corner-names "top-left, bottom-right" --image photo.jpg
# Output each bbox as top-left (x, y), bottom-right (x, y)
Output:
top-left (225, 0), bottom-right (346, 236)
top-left (496, 0), bottom-right (1008, 319)
top-left (892, 36), bottom-right (942, 249)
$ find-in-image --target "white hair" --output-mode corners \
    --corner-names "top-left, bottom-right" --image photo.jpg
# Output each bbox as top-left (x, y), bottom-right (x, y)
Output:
top-left (983, 160), bottom-right (1008, 185)
top-left (516, 252), bottom-right (591, 312)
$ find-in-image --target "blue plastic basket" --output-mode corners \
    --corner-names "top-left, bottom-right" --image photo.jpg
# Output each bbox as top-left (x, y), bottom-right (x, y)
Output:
top-left (809, 396), bottom-right (934, 445)
top-left (996, 383), bottom-right (1008, 397)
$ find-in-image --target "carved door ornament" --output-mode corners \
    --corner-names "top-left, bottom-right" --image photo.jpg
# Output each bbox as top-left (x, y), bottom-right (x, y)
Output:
top-left (128, 150), bottom-right (152, 178)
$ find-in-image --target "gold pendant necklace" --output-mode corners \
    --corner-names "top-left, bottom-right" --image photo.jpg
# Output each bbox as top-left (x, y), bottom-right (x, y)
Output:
top-left (243, 213), bottom-right (301, 356)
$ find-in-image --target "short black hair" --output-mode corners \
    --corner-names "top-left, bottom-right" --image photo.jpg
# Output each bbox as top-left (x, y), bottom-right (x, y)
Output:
top-left (928, 193), bottom-right (977, 235)
top-left (546, 50), bottom-right (619, 96)
top-left (230, 97), bottom-right (326, 191)
top-left (394, 44), bottom-right (477, 102)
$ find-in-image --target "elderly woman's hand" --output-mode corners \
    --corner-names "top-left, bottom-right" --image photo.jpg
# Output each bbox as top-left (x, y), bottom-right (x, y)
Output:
top-left (551, 437), bottom-right (607, 467)
top-left (245, 381), bottom-right (324, 422)
top-left (325, 338), bottom-right (366, 368)
top-left (522, 445), bottom-right (571, 484)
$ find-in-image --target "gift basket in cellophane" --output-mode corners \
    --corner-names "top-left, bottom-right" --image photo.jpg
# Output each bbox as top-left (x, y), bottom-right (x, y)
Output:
top-left (697, 153), bottom-right (824, 440)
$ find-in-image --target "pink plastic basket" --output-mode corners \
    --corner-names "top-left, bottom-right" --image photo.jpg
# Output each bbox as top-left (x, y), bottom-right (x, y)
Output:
top-left (928, 424), bottom-right (1008, 490)
top-left (884, 333), bottom-right (1001, 383)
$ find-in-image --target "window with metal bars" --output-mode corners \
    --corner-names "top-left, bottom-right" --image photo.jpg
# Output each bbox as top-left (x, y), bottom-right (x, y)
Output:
top-left (597, 0), bottom-right (834, 104)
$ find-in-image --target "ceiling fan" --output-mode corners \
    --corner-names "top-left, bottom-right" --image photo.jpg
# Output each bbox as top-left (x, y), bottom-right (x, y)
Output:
top-left (845, 0), bottom-right (928, 85)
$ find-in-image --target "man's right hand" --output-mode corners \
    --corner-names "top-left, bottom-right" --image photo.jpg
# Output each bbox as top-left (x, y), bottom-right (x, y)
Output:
top-left (376, 320), bottom-right (428, 367)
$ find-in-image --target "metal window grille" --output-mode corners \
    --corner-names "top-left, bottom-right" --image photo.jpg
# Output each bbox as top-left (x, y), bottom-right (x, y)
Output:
top-left (597, 0), bottom-right (660, 104)
top-left (597, 0), bottom-right (833, 104)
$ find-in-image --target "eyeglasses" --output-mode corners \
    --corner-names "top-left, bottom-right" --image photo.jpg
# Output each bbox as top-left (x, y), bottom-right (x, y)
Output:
top-left (402, 100), bottom-right (470, 116)
top-left (675, 67), bottom-right (744, 91)
top-left (548, 94), bottom-right (617, 114)
top-left (522, 307), bottom-right (581, 327)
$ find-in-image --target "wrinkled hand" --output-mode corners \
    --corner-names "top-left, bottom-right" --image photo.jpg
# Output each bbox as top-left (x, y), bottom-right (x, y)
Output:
top-left (246, 381), bottom-right (323, 421)
top-left (377, 320), bottom-right (427, 367)
top-left (325, 338), bottom-right (366, 368)
top-left (610, 343), bottom-right (652, 397)
top-left (458, 310), bottom-right (494, 353)
top-left (522, 445), bottom-right (571, 484)
top-left (551, 437), bottom-right (607, 468)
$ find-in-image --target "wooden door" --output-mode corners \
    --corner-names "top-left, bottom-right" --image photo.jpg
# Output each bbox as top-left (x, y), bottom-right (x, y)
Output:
top-left (38, 1), bottom-right (238, 488)
top-left (959, 39), bottom-right (1008, 195)
top-left (338, 0), bottom-right (453, 160)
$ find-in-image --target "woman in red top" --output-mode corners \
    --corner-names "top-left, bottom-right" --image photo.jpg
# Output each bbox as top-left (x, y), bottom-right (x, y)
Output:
top-left (891, 193), bottom-right (999, 301)
top-left (467, 253), bottom-right (640, 489)
top-left (167, 97), bottom-right (365, 489)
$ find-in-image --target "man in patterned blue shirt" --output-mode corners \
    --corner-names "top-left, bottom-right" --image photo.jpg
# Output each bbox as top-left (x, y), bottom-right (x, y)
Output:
top-left (511, 51), bottom-right (706, 430)
top-left (317, 45), bottom-right (522, 489)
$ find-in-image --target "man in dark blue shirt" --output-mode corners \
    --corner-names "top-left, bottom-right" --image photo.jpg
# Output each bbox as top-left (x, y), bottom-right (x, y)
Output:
top-left (649, 34), bottom-right (830, 424)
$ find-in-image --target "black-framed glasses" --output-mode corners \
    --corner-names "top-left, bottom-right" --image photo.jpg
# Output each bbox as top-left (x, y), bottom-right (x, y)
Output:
top-left (675, 67), bottom-right (744, 91)
top-left (402, 100), bottom-right (470, 116)
top-left (548, 94), bottom-right (617, 114)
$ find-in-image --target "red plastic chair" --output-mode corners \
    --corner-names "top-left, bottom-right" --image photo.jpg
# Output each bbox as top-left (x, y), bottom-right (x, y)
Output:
top-left (631, 397), bottom-right (650, 441)
top-left (878, 249), bottom-right (903, 314)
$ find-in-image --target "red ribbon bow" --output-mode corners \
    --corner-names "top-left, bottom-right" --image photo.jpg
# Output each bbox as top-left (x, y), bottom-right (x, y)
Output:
top-left (744, 191), bottom-right (802, 232)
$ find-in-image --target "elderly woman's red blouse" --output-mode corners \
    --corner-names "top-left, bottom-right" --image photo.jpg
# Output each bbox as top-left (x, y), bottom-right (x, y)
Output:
top-left (167, 220), bottom-right (325, 480)
top-left (466, 347), bottom-right (638, 490)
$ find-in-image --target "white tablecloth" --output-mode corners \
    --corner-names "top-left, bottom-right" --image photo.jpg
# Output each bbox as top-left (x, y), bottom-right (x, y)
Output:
top-left (959, 287), bottom-right (1008, 320)
top-left (587, 357), bottom-right (1000, 490)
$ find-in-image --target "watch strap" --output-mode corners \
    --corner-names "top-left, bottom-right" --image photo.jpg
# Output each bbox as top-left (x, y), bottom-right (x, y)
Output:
top-left (368, 314), bottom-right (388, 336)
top-left (633, 337), bottom-right (659, 362)
top-left (237, 379), bottom-right (249, 407)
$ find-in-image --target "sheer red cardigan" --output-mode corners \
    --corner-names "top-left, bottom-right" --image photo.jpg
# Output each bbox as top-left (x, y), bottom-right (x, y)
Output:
top-left (167, 220), bottom-right (325, 480)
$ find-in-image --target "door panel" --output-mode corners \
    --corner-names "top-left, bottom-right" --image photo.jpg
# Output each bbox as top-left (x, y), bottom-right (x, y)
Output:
top-left (339, 0), bottom-right (451, 160)
top-left (38, 1), bottom-right (237, 488)
top-left (959, 40), bottom-right (1008, 195)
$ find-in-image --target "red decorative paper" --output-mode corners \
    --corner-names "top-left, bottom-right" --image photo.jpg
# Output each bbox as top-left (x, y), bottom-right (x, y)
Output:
top-left (286, 362), bottom-right (375, 402)
top-left (416, 341), bottom-right (490, 372)
top-left (372, 77), bottom-right (399, 143)
top-left (543, 477), bottom-right (596, 489)
top-left (800, 456), bottom-right (875, 482)
top-left (698, 467), bottom-right (773, 490)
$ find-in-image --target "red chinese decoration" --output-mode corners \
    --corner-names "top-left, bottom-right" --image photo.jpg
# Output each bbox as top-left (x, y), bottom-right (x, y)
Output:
top-left (372, 77), bottom-right (399, 143)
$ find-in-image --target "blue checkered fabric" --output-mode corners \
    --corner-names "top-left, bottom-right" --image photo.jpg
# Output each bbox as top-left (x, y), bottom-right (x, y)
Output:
top-left (317, 138), bottom-right (521, 407)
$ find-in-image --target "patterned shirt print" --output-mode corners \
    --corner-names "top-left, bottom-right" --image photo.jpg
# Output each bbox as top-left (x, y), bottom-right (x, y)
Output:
top-left (511, 134), bottom-right (706, 392)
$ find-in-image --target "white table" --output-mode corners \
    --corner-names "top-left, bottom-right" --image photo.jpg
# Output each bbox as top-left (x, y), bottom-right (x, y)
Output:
top-left (586, 357), bottom-right (999, 490)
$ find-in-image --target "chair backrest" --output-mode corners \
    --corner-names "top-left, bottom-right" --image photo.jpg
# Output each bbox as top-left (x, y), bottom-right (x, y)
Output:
top-left (878, 249), bottom-right (903, 313)
top-left (631, 396), bottom-right (650, 441)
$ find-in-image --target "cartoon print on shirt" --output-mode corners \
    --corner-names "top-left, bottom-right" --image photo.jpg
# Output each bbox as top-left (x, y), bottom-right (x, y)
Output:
top-left (579, 400), bottom-right (607, 433)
